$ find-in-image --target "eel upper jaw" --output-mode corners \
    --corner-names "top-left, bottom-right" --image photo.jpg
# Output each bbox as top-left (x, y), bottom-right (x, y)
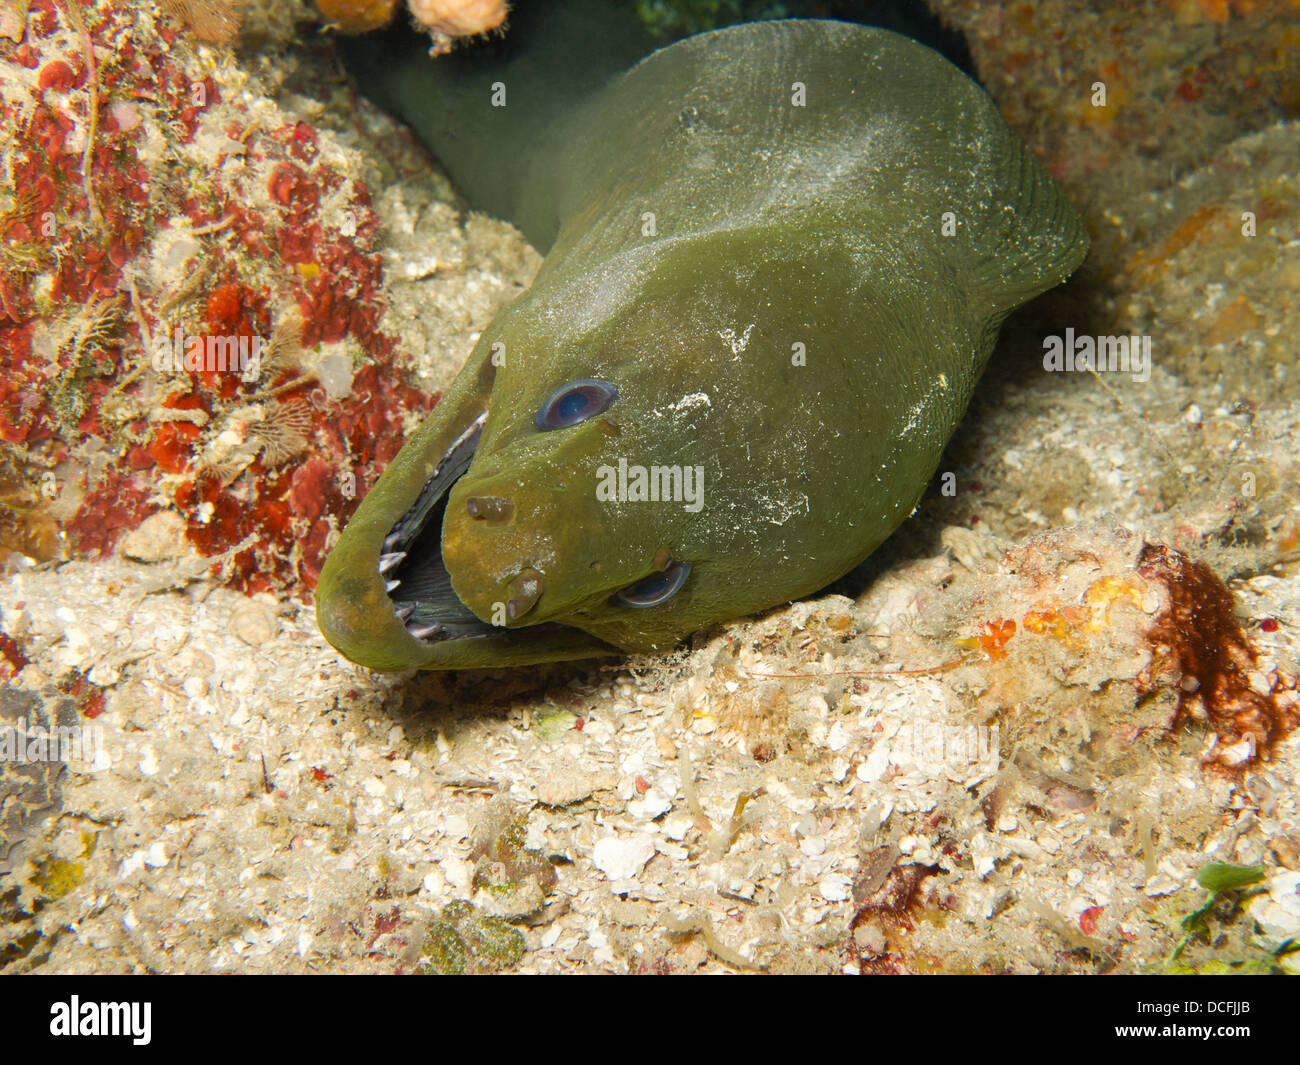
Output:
top-left (376, 411), bottom-right (611, 658)
top-left (379, 410), bottom-right (501, 644)
top-left (317, 396), bottom-right (622, 671)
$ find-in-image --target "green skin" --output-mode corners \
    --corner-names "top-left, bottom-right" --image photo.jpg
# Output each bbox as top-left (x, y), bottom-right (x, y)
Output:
top-left (316, 19), bottom-right (1089, 671)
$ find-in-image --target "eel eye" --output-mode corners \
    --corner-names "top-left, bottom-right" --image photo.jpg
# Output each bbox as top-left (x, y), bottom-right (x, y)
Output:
top-left (536, 378), bottom-right (618, 430)
top-left (613, 560), bottom-right (690, 608)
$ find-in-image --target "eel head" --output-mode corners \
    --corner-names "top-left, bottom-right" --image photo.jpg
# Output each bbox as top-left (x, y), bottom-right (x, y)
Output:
top-left (315, 249), bottom-right (777, 671)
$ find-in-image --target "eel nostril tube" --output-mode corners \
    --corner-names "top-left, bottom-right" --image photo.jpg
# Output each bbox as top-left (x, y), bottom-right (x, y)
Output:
top-left (466, 496), bottom-right (515, 525)
top-left (505, 568), bottom-right (545, 620)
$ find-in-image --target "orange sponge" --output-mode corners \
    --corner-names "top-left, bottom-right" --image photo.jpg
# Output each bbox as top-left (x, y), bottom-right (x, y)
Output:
top-left (408, 0), bottom-right (506, 38)
top-left (316, 0), bottom-right (506, 40)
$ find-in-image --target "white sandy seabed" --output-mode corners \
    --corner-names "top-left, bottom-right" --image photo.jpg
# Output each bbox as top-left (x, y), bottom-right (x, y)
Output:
top-left (1, 377), bottom-right (1298, 974)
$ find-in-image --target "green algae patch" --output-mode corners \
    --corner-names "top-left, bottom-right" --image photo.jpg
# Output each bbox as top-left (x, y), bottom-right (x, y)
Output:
top-left (419, 901), bottom-right (525, 975)
top-left (1195, 862), bottom-right (1266, 896)
top-left (421, 922), bottom-right (469, 976)
top-left (1181, 862), bottom-right (1267, 940)
top-left (468, 801), bottom-right (559, 919)
top-left (533, 707), bottom-right (578, 742)
top-left (31, 857), bottom-right (84, 901)
top-left (1151, 862), bottom-right (1279, 974)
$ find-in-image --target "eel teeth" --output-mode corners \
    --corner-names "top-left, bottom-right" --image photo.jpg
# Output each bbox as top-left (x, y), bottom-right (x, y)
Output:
top-left (378, 551), bottom-right (406, 576)
top-left (382, 531), bottom-right (404, 552)
top-left (406, 621), bottom-right (442, 641)
top-left (394, 603), bottom-right (416, 621)
top-left (385, 579), bottom-right (400, 593)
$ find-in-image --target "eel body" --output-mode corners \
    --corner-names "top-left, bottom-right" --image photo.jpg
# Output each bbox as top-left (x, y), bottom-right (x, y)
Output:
top-left (316, 17), bottom-right (1089, 671)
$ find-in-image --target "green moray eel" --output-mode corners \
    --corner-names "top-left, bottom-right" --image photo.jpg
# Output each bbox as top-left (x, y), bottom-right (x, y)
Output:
top-left (315, 15), bottom-right (1088, 671)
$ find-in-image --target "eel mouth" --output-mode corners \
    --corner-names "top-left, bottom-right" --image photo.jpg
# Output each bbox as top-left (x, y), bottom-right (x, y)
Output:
top-left (377, 410), bottom-right (497, 643)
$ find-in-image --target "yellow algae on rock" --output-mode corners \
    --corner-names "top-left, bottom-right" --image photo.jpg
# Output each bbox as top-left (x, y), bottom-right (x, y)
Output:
top-left (315, 0), bottom-right (398, 34)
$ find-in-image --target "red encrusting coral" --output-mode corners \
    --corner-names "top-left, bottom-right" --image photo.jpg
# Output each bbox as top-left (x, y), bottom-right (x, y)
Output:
top-left (0, 631), bottom-right (30, 679)
top-left (846, 861), bottom-right (945, 975)
top-left (1137, 543), bottom-right (1300, 769)
top-left (56, 667), bottom-right (107, 720)
top-left (64, 468), bottom-right (153, 557)
top-left (1, 0), bottom-right (206, 445)
top-left (1, 0), bottom-right (436, 597)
